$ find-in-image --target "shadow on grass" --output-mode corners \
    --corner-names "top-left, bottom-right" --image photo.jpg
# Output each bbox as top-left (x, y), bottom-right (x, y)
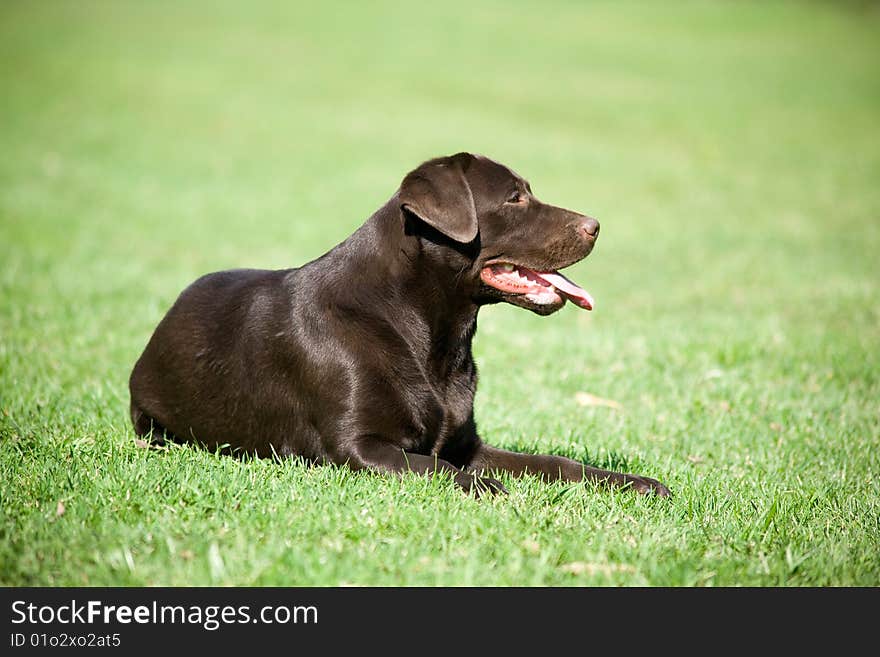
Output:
top-left (131, 429), bottom-right (658, 504)
top-left (139, 430), bottom-right (637, 476)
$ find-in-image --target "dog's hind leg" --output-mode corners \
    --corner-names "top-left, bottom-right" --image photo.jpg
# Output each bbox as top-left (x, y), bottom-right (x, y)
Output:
top-left (130, 400), bottom-right (169, 445)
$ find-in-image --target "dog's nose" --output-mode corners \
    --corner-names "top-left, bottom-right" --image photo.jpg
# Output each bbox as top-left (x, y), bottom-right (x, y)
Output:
top-left (579, 217), bottom-right (600, 238)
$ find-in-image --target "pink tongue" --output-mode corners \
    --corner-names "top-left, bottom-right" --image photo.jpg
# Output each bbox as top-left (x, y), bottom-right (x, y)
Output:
top-left (534, 271), bottom-right (594, 310)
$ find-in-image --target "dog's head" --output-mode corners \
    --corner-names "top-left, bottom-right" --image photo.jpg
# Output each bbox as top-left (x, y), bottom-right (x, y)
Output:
top-left (399, 152), bottom-right (598, 315)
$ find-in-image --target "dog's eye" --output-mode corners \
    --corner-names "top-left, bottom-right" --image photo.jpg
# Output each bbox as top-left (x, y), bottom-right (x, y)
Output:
top-left (506, 191), bottom-right (525, 204)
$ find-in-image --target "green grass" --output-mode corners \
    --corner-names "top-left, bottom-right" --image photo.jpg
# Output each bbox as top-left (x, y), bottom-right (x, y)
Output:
top-left (1, 0), bottom-right (879, 586)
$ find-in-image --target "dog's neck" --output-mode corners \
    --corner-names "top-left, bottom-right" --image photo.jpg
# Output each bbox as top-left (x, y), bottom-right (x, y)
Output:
top-left (336, 196), bottom-right (481, 375)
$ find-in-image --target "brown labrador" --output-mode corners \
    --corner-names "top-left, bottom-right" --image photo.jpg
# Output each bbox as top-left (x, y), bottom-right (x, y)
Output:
top-left (129, 153), bottom-right (670, 497)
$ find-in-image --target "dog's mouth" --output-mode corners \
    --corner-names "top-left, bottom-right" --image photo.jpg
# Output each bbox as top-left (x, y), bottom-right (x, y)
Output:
top-left (479, 263), bottom-right (594, 310)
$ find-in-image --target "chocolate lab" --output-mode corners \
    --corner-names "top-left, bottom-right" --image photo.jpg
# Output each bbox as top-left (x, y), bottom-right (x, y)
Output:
top-left (129, 153), bottom-right (670, 497)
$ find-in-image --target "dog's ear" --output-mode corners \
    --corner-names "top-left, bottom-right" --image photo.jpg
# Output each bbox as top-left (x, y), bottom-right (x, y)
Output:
top-left (399, 153), bottom-right (478, 243)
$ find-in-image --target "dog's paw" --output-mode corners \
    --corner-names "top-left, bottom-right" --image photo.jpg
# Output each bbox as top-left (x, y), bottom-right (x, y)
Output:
top-left (627, 474), bottom-right (671, 497)
top-left (455, 473), bottom-right (509, 497)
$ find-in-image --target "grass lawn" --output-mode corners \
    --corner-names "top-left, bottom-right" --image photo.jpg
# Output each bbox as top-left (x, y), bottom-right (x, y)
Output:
top-left (1, 0), bottom-right (878, 586)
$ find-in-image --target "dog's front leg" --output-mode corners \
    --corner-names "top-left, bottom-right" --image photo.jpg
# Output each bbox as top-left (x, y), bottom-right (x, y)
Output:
top-left (345, 438), bottom-right (507, 496)
top-left (468, 444), bottom-right (669, 496)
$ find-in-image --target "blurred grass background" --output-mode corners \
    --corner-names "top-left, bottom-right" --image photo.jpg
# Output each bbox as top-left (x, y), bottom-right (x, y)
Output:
top-left (1, 1), bottom-right (878, 585)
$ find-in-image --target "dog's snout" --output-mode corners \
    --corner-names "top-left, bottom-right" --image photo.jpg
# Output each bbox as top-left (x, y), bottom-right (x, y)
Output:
top-left (579, 217), bottom-right (600, 239)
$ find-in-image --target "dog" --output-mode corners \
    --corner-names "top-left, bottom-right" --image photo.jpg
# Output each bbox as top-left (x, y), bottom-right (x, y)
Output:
top-left (129, 153), bottom-right (670, 497)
